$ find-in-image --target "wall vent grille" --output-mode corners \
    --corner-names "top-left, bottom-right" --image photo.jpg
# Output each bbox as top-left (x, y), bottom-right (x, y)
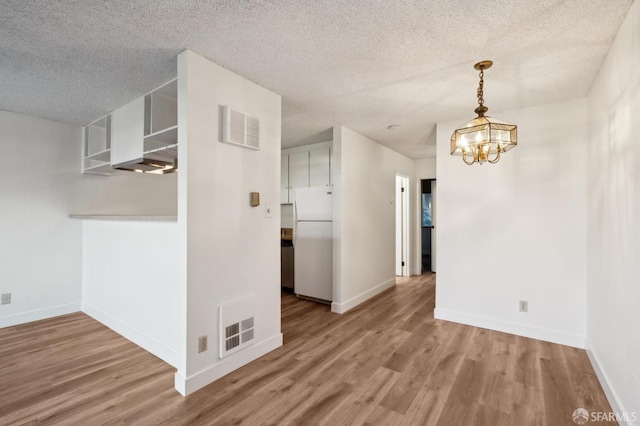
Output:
top-left (241, 317), bottom-right (254, 330)
top-left (225, 323), bottom-right (239, 338)
top-left (241, 329), bottom-right (254, 343)
top-left (226, 335), bottom-right (240, 351)
top-left (221, 106), bottom-right (260, 151)
top-left (219, 296), bottom-right (256, 358)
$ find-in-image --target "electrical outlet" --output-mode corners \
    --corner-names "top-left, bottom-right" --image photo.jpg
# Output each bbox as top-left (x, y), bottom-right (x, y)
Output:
top-left (1, 293), bottom-right (11, 305)
top-left (198, 335), bottom-right (208, 353)
top-left (519, 300), bottom-right (528, 313)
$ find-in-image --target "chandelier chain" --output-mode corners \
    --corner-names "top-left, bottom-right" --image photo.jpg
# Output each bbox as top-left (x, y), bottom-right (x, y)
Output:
top-left (477, 68), bottom-right (484, 108)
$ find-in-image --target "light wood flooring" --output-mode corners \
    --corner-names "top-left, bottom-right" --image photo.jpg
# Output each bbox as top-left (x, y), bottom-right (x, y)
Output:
top-left (0, 273), bottom-right (614, 425)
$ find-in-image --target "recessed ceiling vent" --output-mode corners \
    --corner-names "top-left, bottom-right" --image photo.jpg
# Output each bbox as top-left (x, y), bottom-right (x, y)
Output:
top-left (221, 106), bottom-right (260, 150)
top-left (219, 296), bottom-right (256, 359)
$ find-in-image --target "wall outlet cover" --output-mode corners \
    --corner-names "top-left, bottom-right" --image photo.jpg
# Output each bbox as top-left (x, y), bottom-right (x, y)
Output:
top-left (1, 293), bottom-right (11, 305)
top-left (519, 300), bottom-right (528, 313)
top-left (198, 335), bottom-right (208, 353)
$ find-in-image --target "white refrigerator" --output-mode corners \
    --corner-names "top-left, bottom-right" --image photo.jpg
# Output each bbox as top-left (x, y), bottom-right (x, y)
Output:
top-left (294, 187), bottom-right (333, 302)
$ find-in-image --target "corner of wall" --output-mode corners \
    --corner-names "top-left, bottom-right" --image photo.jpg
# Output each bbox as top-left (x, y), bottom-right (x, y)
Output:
top-left (0, 303), bottom-right (81, 329)
top-left (333, 126), bottom-right (413, 311)
top-left (584, 0), bottom-right (640, 419)
top-left (331, 278), bottom-right (395, 314)
top-left (584, 339), bottom-right (630, 423)
top-left (332, 126), bottom-right (343, 306)
top-left (180, 50), bottom-right (282, 394)
top-left (434, 308), bottom-right (586, 349)
top-left (175, 333), bottom-right (283, 395)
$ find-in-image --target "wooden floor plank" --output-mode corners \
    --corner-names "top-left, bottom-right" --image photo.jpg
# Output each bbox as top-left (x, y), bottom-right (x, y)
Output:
top-left (322, 366), bottom-right (399, 425)
top-left (0, 272), bottom-right (615, 425)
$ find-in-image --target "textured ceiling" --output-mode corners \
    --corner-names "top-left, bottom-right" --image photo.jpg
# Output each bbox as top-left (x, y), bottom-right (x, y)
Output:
top-left (0, 1), bottom-right (634, 158)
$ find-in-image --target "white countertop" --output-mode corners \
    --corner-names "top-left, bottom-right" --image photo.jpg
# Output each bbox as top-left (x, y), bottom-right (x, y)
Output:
top-left (69, 214), bottom-right (177, 221)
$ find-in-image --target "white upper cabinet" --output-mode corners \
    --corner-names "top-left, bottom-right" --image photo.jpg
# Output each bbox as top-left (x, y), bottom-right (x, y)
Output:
top-left (144, 80), bottom-right (178, 155)
top-left (281, 154), bottom-right (290, 204)
top-left (111, 97), bottom-right (145, 166)
top-left (109, 79), bottom-right (178, 169)
top-left (281, 142), bottom-right (332, 204)
top-left (83, 115), bottom-right (112, 175)
top-left (287, 151), bottom-right (310, 205)
top-left (309, 147), bottom-right (331, 187)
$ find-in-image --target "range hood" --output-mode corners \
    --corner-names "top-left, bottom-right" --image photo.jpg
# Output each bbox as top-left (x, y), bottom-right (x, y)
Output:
top-left (109, 78), bottom-right (179, 176)
top-left (113, 156), bottom-right (177, 174)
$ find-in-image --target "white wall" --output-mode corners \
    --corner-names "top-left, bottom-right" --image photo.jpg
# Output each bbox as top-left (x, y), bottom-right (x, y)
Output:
top-left (0, 110), bottom-right (83, 327)
top-left (332, 126), bottom-right (414, 313)
top-left (435, 98), bottom-right (588, 348)
top-left (81, 220), bottom-right (182, 367)
top-left (72, 170), bottom-right (177, 216)
top-left (177, 51), bottom-right (282, 395)
top-left (586, 0), bottom-right (640, 419)
top-left (414, 157), bottom-right (436, 180)
top-left (0, 105), bottom-right (179, 330)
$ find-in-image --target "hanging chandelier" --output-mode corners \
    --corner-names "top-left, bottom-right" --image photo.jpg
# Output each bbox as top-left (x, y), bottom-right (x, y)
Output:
top-left (450, 60), bottom-right (517, 165)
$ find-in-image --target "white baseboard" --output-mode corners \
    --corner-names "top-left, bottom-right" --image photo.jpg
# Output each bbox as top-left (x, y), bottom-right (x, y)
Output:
top-left (331, 277), bottom-right (396, 314)
top-left (434, 308), bottom-right (585, 349)
top-left (0, 302), bottom-right (81, 328)
top-left (174, 333), bottom-right (283, 396)
top-left (585, 340), bottom-right (635, 426)
top-left (82, 302), bottom-right (180, 368)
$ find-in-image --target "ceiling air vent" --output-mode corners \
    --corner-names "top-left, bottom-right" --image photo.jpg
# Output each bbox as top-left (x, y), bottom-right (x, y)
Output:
top-left (221, 106), bottom-right (260, 150)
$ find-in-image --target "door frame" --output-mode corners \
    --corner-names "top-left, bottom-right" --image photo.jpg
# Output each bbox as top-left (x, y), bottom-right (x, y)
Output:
top-left (395, 174), bottom-right (410, 277)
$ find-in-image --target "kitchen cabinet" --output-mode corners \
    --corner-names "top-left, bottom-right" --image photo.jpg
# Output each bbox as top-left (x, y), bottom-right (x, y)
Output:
top-left (280, 154), bottom-right (290, 204)
top-left (110, 79), bottom-right (178, 171)
top-left (111, 97), bottom-right (145, 166)
top-left (281, 151), bottom-right (309, 204)
top-left (82, 115), bottom-right (112, 175)
top-left (309, 147), bottom-right (331, 187)
top-left (281, 143), bottom-right (332, 204)
top-left (288, 152), bottom-right (309, 204)
top-left (143, 79), bottom-right (178, 155)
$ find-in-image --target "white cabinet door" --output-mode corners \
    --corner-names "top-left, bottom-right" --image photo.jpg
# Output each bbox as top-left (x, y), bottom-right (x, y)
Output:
top-left (111, 97), bottom-right (144, 166)
top-left (288, 151), bottom-right (309, 205)
top-left (309, 147), bottom-right (331, 187)
top-left (281, 153), bottom-right (289, 204)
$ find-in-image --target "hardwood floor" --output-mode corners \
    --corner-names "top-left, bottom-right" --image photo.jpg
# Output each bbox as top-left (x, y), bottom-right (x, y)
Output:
top-left (0, 273), bottom-right (614, 425)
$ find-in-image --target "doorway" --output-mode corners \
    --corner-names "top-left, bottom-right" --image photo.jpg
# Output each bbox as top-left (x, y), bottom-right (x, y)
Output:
top-left (395, 174), bottom-right (410, 276)
top-left (421, 179), bottom-right (436, 273)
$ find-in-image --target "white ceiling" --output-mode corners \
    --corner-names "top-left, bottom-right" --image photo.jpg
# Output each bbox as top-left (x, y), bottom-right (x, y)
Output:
top-left (0, 0), bottom-right (634, 158)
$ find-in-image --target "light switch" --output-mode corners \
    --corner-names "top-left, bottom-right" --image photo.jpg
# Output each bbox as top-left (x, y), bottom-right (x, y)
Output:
top-left (265, 203), bottom-right (272, 218)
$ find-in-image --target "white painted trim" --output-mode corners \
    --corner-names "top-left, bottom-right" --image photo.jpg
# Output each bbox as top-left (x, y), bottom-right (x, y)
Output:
top-left (82, 302), bottom-right (180, 368)
top-left (174, 333), bottom-right (283, 396)
top-left (395, 173), bottom-right (411, 277)
top-left (0, 303), bottom-right (81, 328)
top-left (331, 278), bottom-right (396, 314)
top-left (585, 340), bottom-right (634, 425)
top-left (434, 308), bottom-right (585, 349)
